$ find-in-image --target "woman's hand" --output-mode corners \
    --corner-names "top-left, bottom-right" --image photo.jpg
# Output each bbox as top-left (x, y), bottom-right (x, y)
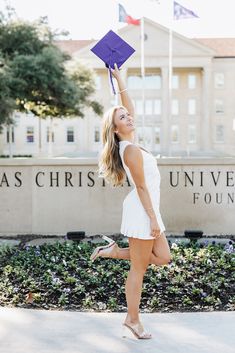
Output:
top-left (110, 63), bottom-right (122, 81)
top-left (150, 216), bottom-right (161, 239)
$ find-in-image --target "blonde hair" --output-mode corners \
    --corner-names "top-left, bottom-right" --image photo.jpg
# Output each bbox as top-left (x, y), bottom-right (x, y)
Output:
top-left (97, 105), bottom-right (127, 187)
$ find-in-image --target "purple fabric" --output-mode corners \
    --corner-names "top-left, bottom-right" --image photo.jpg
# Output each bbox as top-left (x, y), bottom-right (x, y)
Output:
top-left (90, 30), bottom-right (135, 94)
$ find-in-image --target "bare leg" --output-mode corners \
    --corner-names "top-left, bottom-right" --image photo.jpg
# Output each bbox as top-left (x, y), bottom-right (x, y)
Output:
top-left (94, 235), bottom-right (172, 338)
top-left (152, 232), bottom-right (172, 263)
top-left (99, 232), bottom-right (172, 265)
top-left (116, 246), bottom-right (169, 265)
top-left (125, 238), bottom-right (154, 325)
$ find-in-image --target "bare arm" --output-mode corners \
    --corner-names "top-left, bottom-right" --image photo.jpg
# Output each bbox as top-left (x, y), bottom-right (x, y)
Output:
top-left (123, 145), bottom-right (160, 238)
top-left (111, 63), bottom-right (135, 118)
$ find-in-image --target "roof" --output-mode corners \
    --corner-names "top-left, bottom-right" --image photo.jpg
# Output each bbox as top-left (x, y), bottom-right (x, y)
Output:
top-left (54, 33), bottom-right (235, 59)
top-left (194, 38), bottom-right (235, 57)
top-left (55, 39), bottom-right (95, 55)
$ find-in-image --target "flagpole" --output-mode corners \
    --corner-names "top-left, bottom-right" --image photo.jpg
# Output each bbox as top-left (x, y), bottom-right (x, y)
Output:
top-left (141, 16), bottom-right (145, 147)
top-left (169, 1), bottom-right (199, 156)
top-left (114, 1), bottom-right (120, 105)
top-left (168, 1), bottom-right (173, 157)
top-left (168, 24), bottom-right (172, 156)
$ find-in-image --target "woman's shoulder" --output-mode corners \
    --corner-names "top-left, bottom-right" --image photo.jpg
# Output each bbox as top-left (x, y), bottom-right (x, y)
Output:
top-left (119, 142), bottom-right (134, 159)
top-left (119, 140), bottom-right (138, 152)
top-left (121, 143), bottom-right (142, 165)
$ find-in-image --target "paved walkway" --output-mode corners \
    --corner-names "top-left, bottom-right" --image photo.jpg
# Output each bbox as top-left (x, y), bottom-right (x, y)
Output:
top-left (0, 307), bottom-right (234, 353)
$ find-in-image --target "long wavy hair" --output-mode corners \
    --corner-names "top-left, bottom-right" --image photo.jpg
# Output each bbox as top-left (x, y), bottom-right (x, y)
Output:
top-left (98, 105), bottom-right (127, 187)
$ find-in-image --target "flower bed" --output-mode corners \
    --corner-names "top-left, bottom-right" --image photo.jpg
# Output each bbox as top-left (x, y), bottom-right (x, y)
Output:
top-left (0, 239), bottom-right (234, 312)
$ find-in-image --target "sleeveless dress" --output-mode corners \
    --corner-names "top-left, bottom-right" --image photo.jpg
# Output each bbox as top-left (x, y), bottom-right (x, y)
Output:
top-left (119, 140), bottom-right (166, 240)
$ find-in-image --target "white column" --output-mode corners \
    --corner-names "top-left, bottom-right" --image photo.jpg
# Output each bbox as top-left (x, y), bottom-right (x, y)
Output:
top-left (201, 66), bottom-right (212, 152)
top-left (0, 129), bottom-right (4, 155)
top-left (161, 66), bottom-right (170, 155)
top-left (86, 114), bottom-right (90, 154)
top-left (8, 124), bottom-right (13, 158)
top-left (38, 116), bottom-right (42, 155)
top-left (48, 117), bottom-right (53, 157)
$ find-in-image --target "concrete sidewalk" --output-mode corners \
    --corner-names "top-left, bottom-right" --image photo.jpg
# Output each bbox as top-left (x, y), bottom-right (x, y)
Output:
top-left (0, 307), bottom-right (234, 353)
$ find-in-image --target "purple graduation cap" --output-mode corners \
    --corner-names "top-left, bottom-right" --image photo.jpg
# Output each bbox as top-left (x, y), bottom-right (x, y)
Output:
top-left (90, 30), bottom-right (135, 95)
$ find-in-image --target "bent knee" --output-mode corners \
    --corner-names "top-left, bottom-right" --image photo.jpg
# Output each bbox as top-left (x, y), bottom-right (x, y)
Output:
top-left (162, 254), bottom-right (172, 264)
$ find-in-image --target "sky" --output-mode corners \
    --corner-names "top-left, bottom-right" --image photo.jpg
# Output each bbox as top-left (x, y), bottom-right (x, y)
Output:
top-left (0, 0), bottom-right (235, 39)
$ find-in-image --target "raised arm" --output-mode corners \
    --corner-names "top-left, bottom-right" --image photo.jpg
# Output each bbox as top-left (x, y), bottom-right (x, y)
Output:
top-left (111, 63), bottom-right (135, 118)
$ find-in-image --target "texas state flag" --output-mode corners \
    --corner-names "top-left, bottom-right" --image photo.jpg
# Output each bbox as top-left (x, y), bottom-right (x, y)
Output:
top-left (119, 3), bottom-right (140, 25)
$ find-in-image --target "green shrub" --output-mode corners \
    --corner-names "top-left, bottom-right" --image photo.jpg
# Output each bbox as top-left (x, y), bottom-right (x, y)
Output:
top-left (0, 155), bottom-right (32, 158)
top-left (0, 239), bottom-right (234, 312)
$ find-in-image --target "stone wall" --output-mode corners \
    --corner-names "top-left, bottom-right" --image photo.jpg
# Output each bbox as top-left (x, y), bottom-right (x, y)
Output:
top-left (0, 158), bottom-right (234, 235)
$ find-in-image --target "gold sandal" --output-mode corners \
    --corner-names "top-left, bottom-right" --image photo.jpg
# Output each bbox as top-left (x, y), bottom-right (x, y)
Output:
top-left (90, 235), bottom-right (117, 261)
top-left (122, 322), bottom-right (152, 339)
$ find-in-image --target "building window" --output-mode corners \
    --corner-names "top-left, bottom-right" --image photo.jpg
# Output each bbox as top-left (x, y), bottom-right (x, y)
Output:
top-left (67, 127), bottom-right (74, 142)
top-left (127, 74), bottom-right (161, 89)
top-left (188, 74), bottom-right (196, 89)
top-left (46, 127), bottom-right (54, 143)
top-left (27, 112), bottom-right (34, 118)
top-left (127, 75), bottom-right (141, 89)
top-left (136, 100), bottom-right (143, 115)
top-left (215, 99), bottom-right (224, 114)
top-left (188, 125), bottom-right (196, 143)
top-left (95, 75), bottom-right (101, 90)
top-left (154, 127), bottom-right (160, 145)
top-left (135, 99), bottom-right (161, 115)
top-left (94, 126), bottom-right (100, 142)
top-left (154, 99), bottom-right (161, 115)
top-left (188, 99), bottom-right (196, 115)
top-left (214, 73), bottom-right (225, 88)
top-left (145, 74), bottom-right (161, 89)
top-left (215, 125), bottom-right (224, 143)
top-left (172, 75), bottom-right (179, 89)
top-left (6, 126), bottom-right (15, 143)
top-left (26, 126), bottom-right (34, 143)
top-left (172, 99), bottom-right (179, 115)
top-left (14, 113), bottom-right (21, 121)
top-left (145, 100), bottom-right (152, 115)
top-left (171, 125), bottom-right (179, 143)
top-left (137, 127), bottom-right (144, 145)
top-left (137, 127), bottom-right (152, 145)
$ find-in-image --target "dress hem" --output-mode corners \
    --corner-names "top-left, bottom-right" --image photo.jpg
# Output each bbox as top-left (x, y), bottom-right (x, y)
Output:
top-left (121, 228), bottom-right (166, 240)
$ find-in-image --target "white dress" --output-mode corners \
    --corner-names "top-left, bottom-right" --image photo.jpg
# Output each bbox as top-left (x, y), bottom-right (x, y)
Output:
top-left (119, 140), bottom-right (166, 240)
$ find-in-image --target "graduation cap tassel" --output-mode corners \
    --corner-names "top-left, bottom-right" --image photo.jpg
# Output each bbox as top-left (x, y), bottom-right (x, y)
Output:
top-left (108, 66), bottom-right (116, 95)
top-left (108, 49), bottom-right (117, 95)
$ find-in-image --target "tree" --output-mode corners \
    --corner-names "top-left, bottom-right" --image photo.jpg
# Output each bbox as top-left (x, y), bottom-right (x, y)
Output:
top-left (0, 61), bottom-right (15, 130)
top-left (0, 11), bottom-right (103, 131)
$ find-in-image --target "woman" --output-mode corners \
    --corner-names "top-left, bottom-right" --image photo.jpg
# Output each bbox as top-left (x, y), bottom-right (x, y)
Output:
top-left (91, 64), bottom-right (172, 339)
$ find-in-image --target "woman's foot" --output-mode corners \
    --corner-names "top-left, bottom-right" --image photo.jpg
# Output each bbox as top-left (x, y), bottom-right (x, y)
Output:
top-left (90, 235), bottom-right (118, 261)
top-left (122, 320), bottom-right (152, 339)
